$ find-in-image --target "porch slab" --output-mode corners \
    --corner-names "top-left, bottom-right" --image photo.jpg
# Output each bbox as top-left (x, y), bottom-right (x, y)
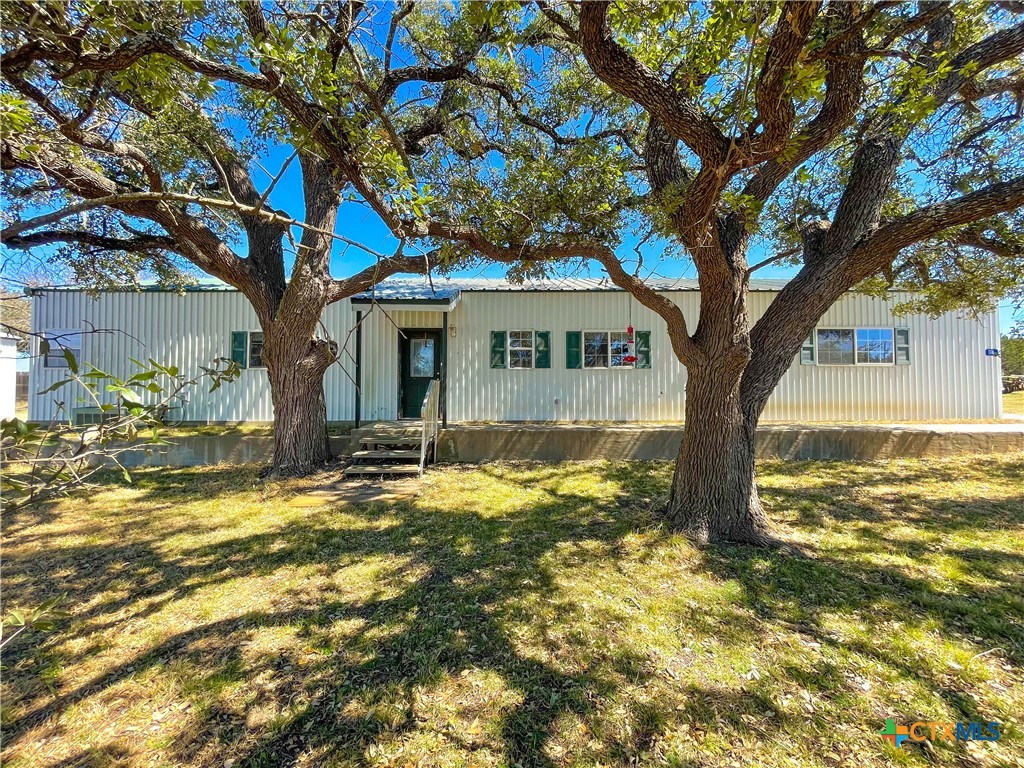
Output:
top-left (435, 422), bottom-right (1024, 462)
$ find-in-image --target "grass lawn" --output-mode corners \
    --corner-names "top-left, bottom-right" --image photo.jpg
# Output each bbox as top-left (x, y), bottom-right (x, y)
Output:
top-left (1005, 391), bottom-right (1024, 415)
top-left (2, 456), bottom-right (1023, 768)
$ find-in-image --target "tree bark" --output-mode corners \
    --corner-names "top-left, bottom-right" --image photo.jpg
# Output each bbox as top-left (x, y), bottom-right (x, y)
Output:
top-left (263, 330), bottom-right (335, 476)
top-left (659, 231), bottom-right (775, 546)
top-left (667, 353), bottom-right (773, 546)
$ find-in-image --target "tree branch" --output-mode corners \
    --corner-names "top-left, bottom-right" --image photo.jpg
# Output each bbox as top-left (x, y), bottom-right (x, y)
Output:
top-left (854, 175), bottom-right (1024, 262)
top-left (743, 2), bottom-right (866, 204)
top-left (1, 32), bottom-right (272, 92)
top-left (577, 1), bottom-right (730, 163)
top-left (2, 230), bottom-right (180, 253)
top-left (749, 1), bottom-right (823, 157)
top-left (327, 253), bottom-right (431, 303)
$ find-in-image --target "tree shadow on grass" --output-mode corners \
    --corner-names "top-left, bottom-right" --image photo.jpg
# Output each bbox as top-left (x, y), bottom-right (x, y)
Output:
top-left (3, 457), bottom-right (1023, 767)
top-left (696, 464), bottom-right (1024, 735)
top-left (1, 463), bottom-right (669, 768)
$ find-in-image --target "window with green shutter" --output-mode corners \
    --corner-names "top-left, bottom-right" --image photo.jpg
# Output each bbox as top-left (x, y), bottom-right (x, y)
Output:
top-left (231, 331), bottom-right (248, 368)
top-left (895, 327), bottom-right (911, 365)
top-left (800, 333), bottom-right (816, 364)
top-left (535, 331), bottom-right (551, 368)
top-left (490, 330), bottom-right (507, 369)
top-left (635, 331), bottom-right (651, 368)
top-left (565, 331), bottom-right (582, 369)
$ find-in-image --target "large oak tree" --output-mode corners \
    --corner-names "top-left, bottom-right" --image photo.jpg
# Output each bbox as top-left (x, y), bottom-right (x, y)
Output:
top-left (410, 0), bottom-right (1024, 545)
top-left (0, 0), bottom-right (517, 474)
top-left (568, 1), bottom-right (1024, 544)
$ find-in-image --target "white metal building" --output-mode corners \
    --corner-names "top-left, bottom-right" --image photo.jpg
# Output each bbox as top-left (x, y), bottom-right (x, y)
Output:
top-left (26, 277), bottom-right (1004, 424)
top-left (0, 333), bottom-right (18, 420)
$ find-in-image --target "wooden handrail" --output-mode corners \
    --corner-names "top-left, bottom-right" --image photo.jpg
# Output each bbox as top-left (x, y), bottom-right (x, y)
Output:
top-left (419, 378), bottom-right (440, 474)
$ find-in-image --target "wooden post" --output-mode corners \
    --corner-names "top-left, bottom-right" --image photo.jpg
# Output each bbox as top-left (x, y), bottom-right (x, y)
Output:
top-left (354, 310), bottom-right (362, 429)
top-left (441, 311), bottom-right (448, 429)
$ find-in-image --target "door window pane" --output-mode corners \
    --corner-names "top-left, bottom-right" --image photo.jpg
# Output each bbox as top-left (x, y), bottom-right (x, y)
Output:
top-left (856, 328), bottom-right (894, 364)
top-left (816, 329), bottom-right (854, 365)
top-left (584, 332), bottom-right (609, 368)
top-left (410, 338), bottom-right (435, 378)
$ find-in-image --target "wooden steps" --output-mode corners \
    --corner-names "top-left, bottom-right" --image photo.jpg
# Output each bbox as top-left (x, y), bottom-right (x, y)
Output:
top-left (344, 421), bottom-right (429, 478)
top-left (359, 436), bottom-right (421, 448)
top-left (345, 463), bottom-right (420, 475)
top-left (351, 449), bottom-right (420, 460)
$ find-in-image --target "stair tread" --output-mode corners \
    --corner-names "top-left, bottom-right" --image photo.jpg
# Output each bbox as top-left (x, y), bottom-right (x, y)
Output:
top-left (360, 436), bottom-right (422, 445)
top-left (345, 464), bottom-right (421, 475)
top-left (352, 449), bottom-right (420, 459)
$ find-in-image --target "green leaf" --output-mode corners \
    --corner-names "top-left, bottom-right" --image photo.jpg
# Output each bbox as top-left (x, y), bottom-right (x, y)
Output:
top-left (39, 379), bottom-right (72, 394)
top-left (120, 389), bottom-right (143, 406)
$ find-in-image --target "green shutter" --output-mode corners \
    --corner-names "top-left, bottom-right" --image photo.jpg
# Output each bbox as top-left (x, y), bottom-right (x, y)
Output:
top-left (566, 331), bottom-right (582, 369)
top-left (231, 331), bottom-right (248, 368)
top-left (490, 331), bottom-right (507, 369)
top-left (635, 331), bottom-right (651, 369)
top-left (895, 327), bottom-right (911, 365)
top-left (535, 331), bottom-right (551, 368)
top-left (800, 333), bottom-right (816, 365)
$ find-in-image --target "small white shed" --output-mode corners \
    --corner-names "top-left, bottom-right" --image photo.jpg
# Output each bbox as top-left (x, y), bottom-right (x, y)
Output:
top-left (0, 334), bottom-right (19, 420)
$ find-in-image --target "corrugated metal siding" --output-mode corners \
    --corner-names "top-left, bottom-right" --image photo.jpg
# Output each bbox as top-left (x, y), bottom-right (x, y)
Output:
top-left (445, 291), bottom-right (1001, 422)
top-left (760, 292), bottom-right (1002, 421)
top-left (447, 291), bottom-right (692, 421)
top-left (29, 291), bottom-right (356, 422)
top-left (29, 287), bottom-right (1001, 423)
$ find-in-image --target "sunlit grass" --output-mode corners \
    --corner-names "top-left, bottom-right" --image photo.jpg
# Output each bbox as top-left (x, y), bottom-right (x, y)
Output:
top-left (2, 455), bottom-right (1022, 767)
top-left (156, 421), bottom-right (354, 437)
top-left (1005, 390), bottom-right (1024, 415)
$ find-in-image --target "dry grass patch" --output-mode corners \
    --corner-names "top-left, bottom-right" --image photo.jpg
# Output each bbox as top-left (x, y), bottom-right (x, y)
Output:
top-left (2, 455), bottom-right (1023, 768)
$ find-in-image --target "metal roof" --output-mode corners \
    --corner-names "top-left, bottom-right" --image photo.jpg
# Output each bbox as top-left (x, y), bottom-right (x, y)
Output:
top-left (27, 275), bottom-right (794, 298)
top-left (352, 276), bottom-right (793, 300)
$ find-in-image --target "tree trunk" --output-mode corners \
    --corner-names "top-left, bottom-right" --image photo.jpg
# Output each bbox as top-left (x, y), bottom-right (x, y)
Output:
top-left (666, 361), bottom-right (773, 546)
top-left (268, 364), bottom-right (331, 475)
top-left (264, 331), bottom-right (334, 476)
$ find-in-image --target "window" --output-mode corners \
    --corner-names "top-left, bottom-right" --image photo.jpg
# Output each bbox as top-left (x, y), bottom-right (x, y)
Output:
top-left (490, 330), bottom-right (550, 369)
top-left (610, 332), bottom-right (633, 367)
top-left (508, 330), bottom-right (534, 369)
top-left (582, 331), bottom-right (638, 368)
top-left (568, 330), bottom-right (651, 369)
top-left (43, 329), bottom-right (82, 368)
top-left (816, 329), bottom-right (855, 365)
top-left (856, 328), bottom-right (894, 364)
top-left (230, 330), bottom-right (265, 368)
top-left (248, 332), bottom-right (265, 368)
top-left (813, 328), bottom-right (907, 366)
top-left (583, 331), bottom-right (609, 368)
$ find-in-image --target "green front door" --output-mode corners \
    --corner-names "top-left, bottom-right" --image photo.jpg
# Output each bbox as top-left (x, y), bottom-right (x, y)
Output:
top-left (399, 330), bottom-right (441, 418)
